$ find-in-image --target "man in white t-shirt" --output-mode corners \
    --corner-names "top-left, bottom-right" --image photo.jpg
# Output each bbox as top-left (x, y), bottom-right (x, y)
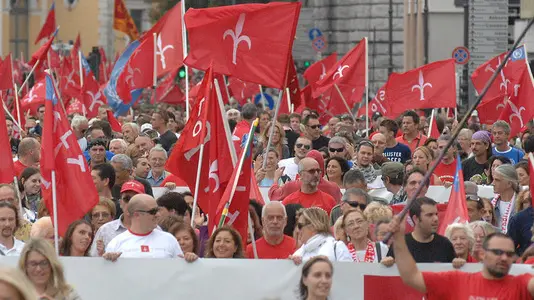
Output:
top-left (278, 137), bottom-right (312, 180)
top-left (103, 194), bottom-right (183, 260)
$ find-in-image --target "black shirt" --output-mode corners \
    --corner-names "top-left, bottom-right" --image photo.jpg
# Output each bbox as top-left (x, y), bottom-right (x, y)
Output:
top-left (508, 207), bottom-right (533, 256)
top-left (462, 156), bottom-right (486, 182)
top-left (285, 129), bottom-right (299, 157)
top-left (312, 135), bottom-right (330, 150)
top-left (158, 130), bottom-right (178, 152)
top-left (387, 233), bottom-right (456, 263)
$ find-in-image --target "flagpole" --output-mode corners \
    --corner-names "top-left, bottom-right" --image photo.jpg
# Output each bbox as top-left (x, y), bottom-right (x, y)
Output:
top-left (259, 85), bottom-right (267, 109)
top-left (78, 50), bottom-right (84, 87)
top-left (190, 144), bottom-right (204, 228)
top-left (219, 119), bottom-right (258, 227)
top-left (214, 77), bottom-right (238, 165)
top-left (262, 90), bottom-right (283, 169)
top-left (248, 212), bottom-right (259, 259)
top-left (285, 87), bottom-right (291, 113)
top-left (365, 37), bottom-right (369, 134)
top-left (47, 54), bottom-right (67, 116)
top-left (382, 17), bottom-right (534, 244)
top-left (51, 170), bottom-right (59, 254)
top-left (17, 60), bottom-right (39, 95)
top-left (180, 0), bottom-right (190, 121)
top-left (427, 109), bottom-right (435, 137)
top-left (13, 177), bottom-right (24, 220)
top-left (152, 33), bottom-right (157, 88)
top-left (14, 84), bottom-right (22, 132)
top-left (333, 84), bottom-right (356, 124)
top-left (2, 102), bottom-right (22, 132)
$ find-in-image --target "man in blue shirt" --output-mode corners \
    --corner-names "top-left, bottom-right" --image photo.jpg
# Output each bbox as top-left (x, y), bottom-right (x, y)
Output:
top-left (492, 120), bottom-right (524, 164)
top-left (380, 119), bottom-right (411, 163)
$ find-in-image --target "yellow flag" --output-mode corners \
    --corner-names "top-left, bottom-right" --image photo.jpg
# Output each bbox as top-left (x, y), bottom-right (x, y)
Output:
top-left (113, 0), bottom-right (140, 41)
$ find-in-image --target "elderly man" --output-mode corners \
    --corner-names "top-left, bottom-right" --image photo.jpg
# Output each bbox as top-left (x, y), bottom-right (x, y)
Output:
top-left (90, 180), bottom-right (145, 257)
top-left (71, 115), bottom-right (89, 151)
top-left (226, 108), bottom-right (241, 121)
top-left (151, 110), bottom-right (177, 152)
top-left (278, 136), bottom-right (312, 180)
top-left (282, 157), bottom-right (337, 213)
top-left (147, 146), bottom-right (169, 187)
top-left (121, 123), bottom-right (139, 144)
top-left (371, 132), bottom-right (389, 166)
top-left (109, 139), bottom-right (128, 155)
top-left (14, 137), bottom-right (40, 176)
top-left (492, 120), bottom-right (524, 164)
top-left (0, 202), bottom-right (25, 256)
top-left (458, 128), bottom-right (473, 159)
top-left (135, 134), bottom-right (155, 156)
top-left (110, 154), bottom-right (153, 200)
top-left (103, 194), bottom-right (183, 260)
top-left (246, 201), bottom-right (295, 259)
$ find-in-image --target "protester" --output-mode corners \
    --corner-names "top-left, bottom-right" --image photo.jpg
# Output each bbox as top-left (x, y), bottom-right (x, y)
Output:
top-left (444, 223), bottom-right (476, 262)
top-left (59, 220), bottom-right (93, 257)
top-left (13, 137), bottom-right (41, 177)
top-left (18, 167), bottom-right (41, 221)
top-left (18, 238), bottom-right (81, 299)
top-left (303, 115), bottom-right (329, 150)
top-left (469, 221), bottom-right (497, 262)
top-left (332, 188), bottom-right (372, 224)
top-left (508, 192), bottom-right (534, 256)
top-left (486, 156), bottom-right (512, 185)
top-left (29, 217), bottom-right (54, 247)
top-left (205, 226), bottom-right (244, 259)
top-left (146, 145), bottom-right (170, 187)
top-left (290, 207), bottom-right (352, 263)
top-left (514, 189), bottom-right (531, 213)
top-left (352, 140), bottom-right (382, 187)
top-left (258, 121), bottom-right (290, 159)
top-left (133, 156), bottom-right (151, 179)
top-left (492, 120), bottom-right (524, 164)
top-left (289, 113), bottom-right (302, 135)
top-left (423, 138), bottom-right (439, 159)
top-left (255, 148), bottom-right (288, 187)
top-left (103, 194), bottom-right (183, 260)
top-left (258, 110), bottom-right (271, 135)
top-left (324, 156), bottom-right (350, 188)
top-left (492, 164), bottom-right (520, 234)
top-left (392, 168), bottom-right (429, 205)
top-left (0, 184), bottom-right (32, 240)
top-left (150, 110), bottom-right (177, 152)
top-left (342, 209), bottom-right (388, 263)
top-left (373, 219), bottom-right (391, 242)
top-left (87, 138), bottom-right (108, 168)
top-left (381, 162), bottom-right (406, 204)
top-left (168, 222), bottom-right (199, 262)
top-left (370, 132), bottom-right (389, 166)
top-left (480, 198), bottom-right (497, 225)
top-left (89, 197), bottom-right (116, 232)
top-left (155, 192), bottom-right (188, 222)
top-left (465, 182), bottom-right (483, 222)
top-left (232, 103), bottom-right (257, 151)
top-left (134, 134), bottom-right (155, 156)
top-left (110, 154), bottom-right (153, 200)
top-left (515, 160), bottom-right (530, 187)
top-left (433, 135), bottom-right (458, 185)
top-left (385, 197), bottom-right (455, 263)
top-left (278, 137), bottom-right (313, 180)
top-left (0, 202), bottom-right (25, 256)
top-left (411, 146), bottom-right (443, 185)
top-left (327, 136), bottom-right (352, 162)
top-left (91, 163), bottom-right (116, 202)
top-left (396, 111), bottom-right (427, 153)
top-left (380, 119), bottom-right (411, 163)
top-left (462, 130), bottom-right (492, 182)
top-left (121, 122), bottom-right (140, 144)
top-left (299, 256), bottom-right (333, 300)
top-left (109, 138), bottom-right (128, 154)
top-left (458, 128), bottom-right (473, 159)
top-left (226, 108), bottom-right (240, 122)
top-left (0, 267), bottom-right (39, 300)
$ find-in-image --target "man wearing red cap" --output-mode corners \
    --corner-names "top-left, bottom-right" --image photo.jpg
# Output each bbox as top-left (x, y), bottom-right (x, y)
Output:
top-left (89, 180), bottom-right (145, 257)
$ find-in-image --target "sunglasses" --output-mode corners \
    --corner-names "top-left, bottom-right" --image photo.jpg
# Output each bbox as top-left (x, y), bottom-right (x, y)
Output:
top-left (345, 201), bottom-right (367, 211)
top-left (308, 124), bottom-right (321, 129)
top-left (303, 168), bottom-right (321, 175)
top-left (484, 248), bottom-right (516, 258)
top-left (136, 208), bottom-right (159, 216)
top-left (296, 222), bottom-right (310, 230)
top-left (296, 143), bottom-right (311, 150)
top-left (329, 147), bottom-right (344, 153)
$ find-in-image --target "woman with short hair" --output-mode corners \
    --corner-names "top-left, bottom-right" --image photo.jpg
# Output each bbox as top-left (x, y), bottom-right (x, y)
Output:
top-left (445, 223), bottom-right (476, 262)
top-left (169, 222), bottom-right (199, 262)
top-left (205, 226), bottom-right (244, 259)
top-left (342, 209), bottom-right (388, 263)
top-left (89, 197), bottom-right (116, 232)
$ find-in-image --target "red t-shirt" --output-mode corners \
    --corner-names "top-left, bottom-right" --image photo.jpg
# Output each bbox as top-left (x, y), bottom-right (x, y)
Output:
top-left (433, 159), bottom-right (456, 184)
top-left (245, 235), bottom-right (296, 259)
top-left (13, 160), bottom-right (28, 177)
top-left (282, 190), bottom-right (336, 215)
top-left (396, 133), bottom-right (428, 154)
top-left (423, 271), bottom-right (533, 299)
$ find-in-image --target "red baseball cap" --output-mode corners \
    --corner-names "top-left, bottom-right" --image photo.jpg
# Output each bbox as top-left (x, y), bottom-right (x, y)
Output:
top-left (120, 180), bottom-right (145, 194)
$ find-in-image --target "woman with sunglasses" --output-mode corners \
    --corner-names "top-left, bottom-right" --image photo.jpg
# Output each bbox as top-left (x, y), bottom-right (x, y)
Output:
top-left (290, 207), bottom-right (352, 264)
top-left (325, 157), bottom-right (350, 188)
top-left (411, 146), bottom-right (443, 185)
top-left (341, 209), bottom-right (388, 263)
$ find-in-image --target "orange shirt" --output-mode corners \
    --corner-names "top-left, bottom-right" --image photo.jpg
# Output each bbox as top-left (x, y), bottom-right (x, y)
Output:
top-left (282, 190), bottom-right (336, 215)
top-left (245, 235), bottom-right (296, 259)
top-left (396, 133), bottom-right (428, 153)
top-left (13, 160), bottom-right (28, 178)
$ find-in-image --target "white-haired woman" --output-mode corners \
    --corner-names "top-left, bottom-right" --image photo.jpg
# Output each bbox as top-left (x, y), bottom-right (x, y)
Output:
top-left (445, 223), bottom-right (476, 265)
top-left (469, 221), bottom-right (497, 262)
top-left (492, 164), bottom-right (520, 234)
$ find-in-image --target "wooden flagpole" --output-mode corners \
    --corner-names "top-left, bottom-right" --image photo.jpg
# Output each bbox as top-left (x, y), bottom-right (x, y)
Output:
top-left (427, 109), bottom-right (435, 137)
top-left (364, 37), bottom-right (369, 134)
top-left (214, 77), bottom-right (238, 165)
top-left (334, 84), bottom-right (356, 124)
top-left (17, 60), bottom-right (39, 95)
top-left (262, 89), bottom-right (284, 169)
top-left (51, 170), bottom-right (59, 254)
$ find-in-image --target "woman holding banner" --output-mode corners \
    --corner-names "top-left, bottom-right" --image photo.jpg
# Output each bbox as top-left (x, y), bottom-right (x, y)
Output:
top-left (205, 226), bottom-right (244, 259)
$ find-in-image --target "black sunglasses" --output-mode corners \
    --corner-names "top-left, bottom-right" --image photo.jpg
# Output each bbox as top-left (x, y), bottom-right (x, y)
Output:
top-left (308, 124), bottom-right (321, 129)
top-left (136, 208), bottom-right (159, 215)
top-left (296, 143), bottom-right (311, 150)
top-left (329, 147), bottom-right (344, 153)
top-left (346, 201), bottom-right (366, 211)
top-left (484, 248), bottom-right (516, 258)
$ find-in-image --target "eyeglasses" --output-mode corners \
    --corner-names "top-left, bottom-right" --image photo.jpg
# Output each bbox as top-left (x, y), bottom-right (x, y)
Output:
top-left (303, 168), bottom-right (321, 175)
top-left (466, 195), bottom-right (480, 201)
top-left (92, 212), bottom-right (111, 219)
top-left (296, 143), bottom-right (311, 150)
top-left (136, 208), bottom-right (159, 215)
top-left (308, 124), bottom-right (321, 130)
top-left (484, 248), bottom-right (516, 258)
top-left (329, 147), bottom-right (344, 153)
top-left (296, 222), bottom-right (310, 230)
top-left (27, 260), bottom-right (50, 270)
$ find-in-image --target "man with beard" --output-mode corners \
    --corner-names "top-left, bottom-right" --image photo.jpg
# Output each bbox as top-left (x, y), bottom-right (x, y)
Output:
top-left (246, 201), bottom-right (295, 259)
top-left (389, 213), bottom-right (534, 299)
top-left (0, 202), bottom-right (24, 256)
top-left (386, 197), bottom-right (455, 263)
top-left (282, 158), bottom-right (336, 213)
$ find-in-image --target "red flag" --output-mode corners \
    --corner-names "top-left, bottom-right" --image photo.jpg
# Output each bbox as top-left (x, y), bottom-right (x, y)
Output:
top-left (117, 37), bottom-right (155, 103)
top-left (250, 172), bottom-right (264, 205)
top-left (280, 58), bottom-right (302, 114)
top-left (0, 54), bottom-right (13, 90)
top-left (357, 84), bottom-right (390, 118)
top-left (312, 38), bottom-right (367, 100)
top-left (34, 2), bottom-right (56, 44)
top-left (81, 83), bottom-right (106, 119)
top-left (438, 156), bottom-right (469, 235)
top-left (303, 52), bottom-right (338, 84)
top-left (65, 98), bottom-right (85, 116)
top-left (98, 47), bottom-right (108, 83)
top-left (106, 110), bottom-right (122, 132)
top-left (29, 28), bottom-right (58, 66)
top-left (385, 59), bottom-right (456, 117)
top-left (40, 74), bottom-right (99, 236)
top-left (319, 84), bottom-right (364, 123)
top-left (58, 56), bottom-right (81, 99)
top-left (427, 112), bottom-right (440, 139)
top-left (184, 2), bottom-right (301, 89)
top-left (228, 77), bottom-right (257, 106)
top-left (72, 33), bottom-right (81, 58)
top-left (0, 96), bottom-right (15, 183)
top-left (155, 69), bottom-right (184, 104)
top-left (20, 78), bottom-right (46, 115)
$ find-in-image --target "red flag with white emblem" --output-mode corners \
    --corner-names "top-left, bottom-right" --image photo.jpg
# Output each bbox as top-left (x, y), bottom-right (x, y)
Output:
top-left (385, 59), bottom-right (456, 117)
top-left (357, 84), bottom-right (391, 118)
top-left (34, 2), bottom-right (56, 45)
top-left (58, 57), bottom-right (81, 100)
top-left (228, 77), bottom-right (257, 106)
top-left (20, 78), bottom-right (46, 115)
top-left (117, 37), bottom-right (155, 103)
top-left (40, 74), bottom-right (98, 236)
top-left (184, 2), bottom-right (301, 89)
top-left (303, 52), bottom-right (338, 84)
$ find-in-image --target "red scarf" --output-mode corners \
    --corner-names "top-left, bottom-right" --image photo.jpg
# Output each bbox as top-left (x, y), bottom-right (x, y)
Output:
top-left (348, 239), bottom-right (376, 262)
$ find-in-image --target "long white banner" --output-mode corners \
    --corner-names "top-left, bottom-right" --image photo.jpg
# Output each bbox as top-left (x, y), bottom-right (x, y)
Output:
top-left (0, 257), bottom-right (532, 299)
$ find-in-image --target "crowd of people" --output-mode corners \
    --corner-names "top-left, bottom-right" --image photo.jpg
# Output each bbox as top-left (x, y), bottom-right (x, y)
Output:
top-left (1, 99), bottom-right (534, 299)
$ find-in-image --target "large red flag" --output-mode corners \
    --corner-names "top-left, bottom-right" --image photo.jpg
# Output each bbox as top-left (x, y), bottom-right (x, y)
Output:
top-left (303, 52), bottom-right (338, 84)
top-left (228, 77), bottom-right (257, 106)
top-left (106, 110), bottom-right (122, 132)
top-left (20, 78), bottom-right (46, 115)
top-left (58, 56), bottom-right (81, 99)
top-left (0, 96), bottom-right (15, 184)
top-left (313, 38), bottom-right (367, 100)
top-left (40, 73), bottom-right (99, 236)
top-left (280, 57), bottom-right (302, 114)
top-left (357, 84), bottom-right (390, 118)
top-left (34, 2), bottom-right (56, 45)
top-left (438, 156), bottom-right (469, 235)
top-left (184, 2), bottom-right (301, 89)
top-left (385, 59), bottom-right (456, 117)
top-left (29, 28), bottom-right (58, 66)
top-left (117, 37), bottom-right (155, 103)
top-left (0, 54), bottom-right (13, 91)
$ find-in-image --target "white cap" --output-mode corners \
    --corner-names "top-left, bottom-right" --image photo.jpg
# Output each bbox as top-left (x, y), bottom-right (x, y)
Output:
top-left (471, 110), bottom-right (479, 117)
top-left (140, 123), bottom-right (153, 133)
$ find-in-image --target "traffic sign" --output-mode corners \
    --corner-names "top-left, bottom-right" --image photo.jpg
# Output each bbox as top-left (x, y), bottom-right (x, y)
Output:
top-left (254, 93), bottom-right (274, 110)
top-left (308, 28), bottom-right (323, 41)
top-left (452, 47), bottom-right (470, 65)
top-left (312, 36), bottom-right (327, 52)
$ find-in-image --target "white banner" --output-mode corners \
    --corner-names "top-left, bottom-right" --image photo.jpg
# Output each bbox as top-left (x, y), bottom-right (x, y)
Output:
top-left (0, 257), bottom-right (531, 299)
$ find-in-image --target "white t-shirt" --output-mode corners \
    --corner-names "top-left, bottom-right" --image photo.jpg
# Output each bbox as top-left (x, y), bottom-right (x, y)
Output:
top-left (106, 229), bottom-right (183, 258)
top-left (278, 158), bottom-right (299, 181)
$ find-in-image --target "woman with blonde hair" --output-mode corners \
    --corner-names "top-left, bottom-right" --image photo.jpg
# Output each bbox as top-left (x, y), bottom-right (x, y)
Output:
top-left (0, 267), bottom-right (39, 300)
top-left (290, 207), bottom-right (352, 263)
top-left (468, 221), bottom-right (497, 262)
top-left (18, 238), bottom-right (81, 299)
top-left (342, 209), bottom-right (388, 263)
top-left (445, 223), bottom-right (476, 262)
top-left (514, 189), bottom-right (531, 213)
top-left (363, 201), bottom-right (393, 240)
top-left (411, 146), bottom-right (443, 185)
top-left (259, 121), bottom-right (290, 159)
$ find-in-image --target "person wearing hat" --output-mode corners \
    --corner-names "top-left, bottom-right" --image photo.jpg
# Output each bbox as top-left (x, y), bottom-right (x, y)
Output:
top-left (89, 180), bottom-right (146, 257)
top-left (464, 182), bottom-right (483, 222)
top-left (381, 162), bottom-right (406, 204)
top-left (462, 130), bottom-right (492, 182)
